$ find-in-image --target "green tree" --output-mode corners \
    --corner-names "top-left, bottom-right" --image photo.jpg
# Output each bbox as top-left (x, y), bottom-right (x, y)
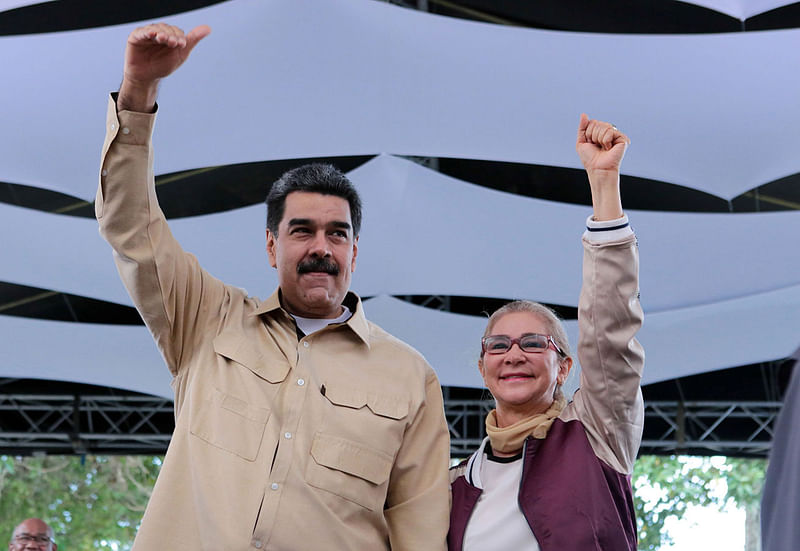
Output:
top-left (0, 455), bottom-right (161, 550)
top-left (633, 455), bottom-right (767, 551)
top-left (2, 453), bottom-right (767, 550)
top-left (724, 458), bottom-right (766, 551)
top-left (633, 455), bottom-right (722, 550)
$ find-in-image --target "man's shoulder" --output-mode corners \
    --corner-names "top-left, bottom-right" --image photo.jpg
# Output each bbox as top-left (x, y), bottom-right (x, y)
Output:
top-left (365, 319), bottom-right (424, 355)
top-left (364, 319), bottom-right (432, 370)
top-left (226, 287), bottom-right (265, 315)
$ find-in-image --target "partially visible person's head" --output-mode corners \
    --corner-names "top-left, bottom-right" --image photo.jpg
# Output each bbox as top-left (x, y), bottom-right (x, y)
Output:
top-left (265, 164), bottom-right (362, 319)
top-left (8, 518), bottom-right (56, 551)
top-left (266, 163), bottom-right (362, 238)
top-left (478, 301), bottom-right (573, 425)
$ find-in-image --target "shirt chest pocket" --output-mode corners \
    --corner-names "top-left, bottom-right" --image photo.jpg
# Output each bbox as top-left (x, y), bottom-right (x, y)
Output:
top-left (321, 383), bottom-right (409, 451)
top-left (305, 383), bottom-right (410, 511)
top-left (188, 333), bottom-right (285, 461)
top-left (190, 387), bottom-right (270, 461)
top-left (306, 432), bottom-right (394, 511)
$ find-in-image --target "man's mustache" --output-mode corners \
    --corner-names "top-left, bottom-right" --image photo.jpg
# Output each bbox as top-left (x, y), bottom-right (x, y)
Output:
top-left (297, 257), bottom-right (340, 276)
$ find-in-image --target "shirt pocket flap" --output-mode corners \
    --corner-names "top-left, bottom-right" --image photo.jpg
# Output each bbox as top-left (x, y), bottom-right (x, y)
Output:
top-left (310, 432), bottom-right (393, 485)
top-left (213, 332), bottom-right (289, 384)
top-left (323, 384), bottom-right (409, 420)
top-left (190, 387), bottom-right (270, 461)
top-left (220, 392), bottom-right (269, 424)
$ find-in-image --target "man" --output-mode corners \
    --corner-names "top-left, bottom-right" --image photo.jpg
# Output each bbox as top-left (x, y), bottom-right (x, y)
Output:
top-left (97, 23), bottom-right (450, 551)
top-left (8, 519), bottom-right (56, 551)
top-left (761, 345), bottom-right (800, 551)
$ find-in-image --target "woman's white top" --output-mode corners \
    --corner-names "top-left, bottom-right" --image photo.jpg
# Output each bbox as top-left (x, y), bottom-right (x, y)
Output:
top-left (462, 438), bottom-right (541, 551)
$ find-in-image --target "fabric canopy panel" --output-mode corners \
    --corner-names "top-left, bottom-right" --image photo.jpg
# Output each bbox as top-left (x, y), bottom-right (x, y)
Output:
top-left (364, 288), bottom-right (800, 392)
top-left (4, 283), bottom-right (798, 399)
top-left (0, 315), bottom-right (172, 399)
top-left (352, 155), bottom-right (800, 312)
top-left (683, 0), bottom-right (797, 19)
top-left (2, 154), bottom-right (799, 312)
top-left (0, 1), bottom-right (38, 12)
top-left (2, 1), bottom-right (797, 22)
top-left (638, 283), bottom-right (800, 383)
top-left (0, 201), bottom-right (277, 306)
top-left (1, 0), bottom-right (800, 200)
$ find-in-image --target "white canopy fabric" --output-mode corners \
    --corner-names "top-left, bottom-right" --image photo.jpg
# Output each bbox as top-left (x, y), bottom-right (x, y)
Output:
top-left (6, 285), bottom-right (798, 399)
top-left (0, 1), bottom-right (40, 11)
top-left (0, 315), bottom-right (172, 399)
top-left (2, 154), bottom-right (799, 315)
top-left (681, 0), bottom-right (795, 19)
top-left (2, 0), bottom-right (799, 397)
top-left (2, 153), bottom-right (799, 396)
top-left (2, 0), bottom-right (795, 23)
top-left (352, 155), bottom-right (800, 312)
top-left (366, 285), bottom-right (800, 392)
top-left (1, 0), bottom-right (800, 201)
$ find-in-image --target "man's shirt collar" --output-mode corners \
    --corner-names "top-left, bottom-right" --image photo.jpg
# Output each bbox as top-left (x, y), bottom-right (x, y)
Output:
top-left (251, 288), bottom-right (370, 347)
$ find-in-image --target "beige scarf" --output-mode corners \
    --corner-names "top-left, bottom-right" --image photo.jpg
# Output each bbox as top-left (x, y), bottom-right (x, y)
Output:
top-left (485, 390), bottom-right (567, 454)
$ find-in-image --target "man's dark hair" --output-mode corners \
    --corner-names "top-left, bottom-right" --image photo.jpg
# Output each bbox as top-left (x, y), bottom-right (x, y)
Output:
top-left (266, 163), bottom-right (362, 237)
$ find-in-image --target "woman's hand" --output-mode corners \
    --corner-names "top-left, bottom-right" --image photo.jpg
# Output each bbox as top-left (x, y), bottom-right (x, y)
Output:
top-left (575, 113), bottom-right (630, 174)
top-left (575, 114), bottom-right (631, 221)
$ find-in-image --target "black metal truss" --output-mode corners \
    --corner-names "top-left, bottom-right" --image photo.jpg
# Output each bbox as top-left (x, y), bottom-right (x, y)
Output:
top-left (445, 397), bottom-right (782, 459)
top-left (446, 398), bottom-right (493, 457)
top-left (0, 393), bottom-right (173, 455)
top-left (0, 392), bottom-right (783, 458)
top-left (641, 401), bottom-right (780, 458)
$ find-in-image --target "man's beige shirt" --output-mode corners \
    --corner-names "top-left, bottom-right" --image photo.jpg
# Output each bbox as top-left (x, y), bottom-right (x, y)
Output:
top-left (96, 97), bottom-right (450, 551)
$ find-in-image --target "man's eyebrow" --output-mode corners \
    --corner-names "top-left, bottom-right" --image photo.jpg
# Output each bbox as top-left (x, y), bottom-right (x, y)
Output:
top-left (286, 218), bottom-right (351, 230)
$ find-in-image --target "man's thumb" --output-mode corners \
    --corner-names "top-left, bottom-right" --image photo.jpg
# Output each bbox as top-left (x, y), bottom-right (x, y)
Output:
top-left (185, 25), bottom-right (212, 52)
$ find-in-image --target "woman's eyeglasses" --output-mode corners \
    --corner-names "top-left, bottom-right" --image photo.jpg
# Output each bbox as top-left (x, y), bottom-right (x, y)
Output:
top-left (481, 334), bottom-right (565, 357)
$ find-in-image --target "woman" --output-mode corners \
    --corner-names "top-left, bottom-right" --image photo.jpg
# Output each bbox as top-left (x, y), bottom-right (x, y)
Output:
top-left (448, 114), bottom-right (644, 551)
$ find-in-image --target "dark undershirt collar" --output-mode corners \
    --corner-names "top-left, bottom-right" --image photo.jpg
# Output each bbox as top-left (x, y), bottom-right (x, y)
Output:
top-left (485, 440), bottom-right (523, 463)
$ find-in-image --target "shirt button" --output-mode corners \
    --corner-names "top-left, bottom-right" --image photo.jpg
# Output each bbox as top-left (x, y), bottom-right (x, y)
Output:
top-left (121, 127), bottom-right (131, 135)
top-left (284, 432), bottom-right (292, 439)
top-left (303, 341), bottom-right (309, 348)
top-left (271, 482), bottom-right (279, 490)
top-left (297, 378), bottom-right (305, 386)
top-left (253, 540), bottom-right (263, 549)
top-left (101, 169), bottom-right (108, 176)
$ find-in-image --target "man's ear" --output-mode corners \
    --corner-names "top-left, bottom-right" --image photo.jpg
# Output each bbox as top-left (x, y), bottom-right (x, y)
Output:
top-left (266, 229), bottom-right (277, 268)
top-left (350, 235), bottom-right (359, 272)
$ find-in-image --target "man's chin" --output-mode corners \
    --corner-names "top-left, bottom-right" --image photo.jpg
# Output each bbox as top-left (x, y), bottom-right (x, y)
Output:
top-left (296, 288), bottom-right (344, 317)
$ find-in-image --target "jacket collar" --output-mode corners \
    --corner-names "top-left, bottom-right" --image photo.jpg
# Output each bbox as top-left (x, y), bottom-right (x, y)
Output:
top-left (467, 435), bottom-right (533, 489)
top-left (467, 437), bottom-right (490, 489)
top-left (251, 288), bottom-right (370, 347)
